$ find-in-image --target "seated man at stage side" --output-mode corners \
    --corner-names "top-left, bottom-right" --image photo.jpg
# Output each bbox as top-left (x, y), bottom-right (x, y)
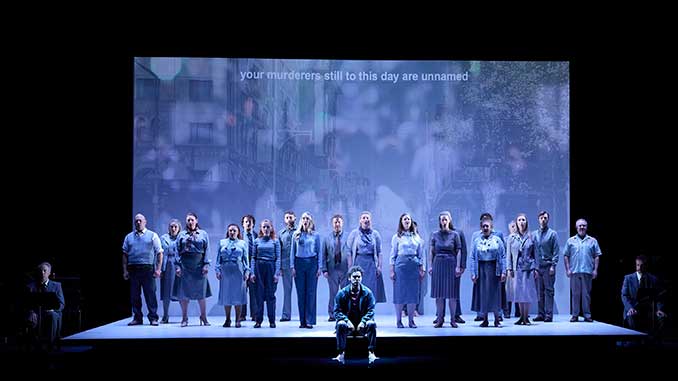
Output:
top-left (26, 262), bottom-right (65, 349)
top-left (622, 255), bottom-right (666, 335)
top-left (333, 265), bottom-right (378, 366)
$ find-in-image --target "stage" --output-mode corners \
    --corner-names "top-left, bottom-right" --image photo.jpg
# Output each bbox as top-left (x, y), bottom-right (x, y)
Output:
top-left (64, 314), bottom-right (642, 341)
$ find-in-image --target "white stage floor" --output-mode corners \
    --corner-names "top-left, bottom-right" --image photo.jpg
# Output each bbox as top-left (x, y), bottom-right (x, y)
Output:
top-left (64, 314), bottom-right (643, 341)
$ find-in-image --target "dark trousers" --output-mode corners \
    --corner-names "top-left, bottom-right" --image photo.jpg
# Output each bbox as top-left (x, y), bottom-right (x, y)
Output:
top-left (129, 265), bottom-right (158, 321)
top-left (294, 257), bottom-right (318, 326)
top-left (537, 264), bottom-right (555, 318)
top-left (570, 273), bottom-right (592, 318)
top-left (336, 320), bottom-right (377, 352)
top-left (255, 261), bottom-right (277, 324)
top-left (327, 269), bottom-right (348, 317)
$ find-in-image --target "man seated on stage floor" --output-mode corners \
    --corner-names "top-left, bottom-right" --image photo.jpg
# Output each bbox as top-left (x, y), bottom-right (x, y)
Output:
top-left (332, 265), bottom-right (378, 366)
top-left (622, 255), bottom-right (667, 337)
top-left (25, 262), bottom-right (65, 350)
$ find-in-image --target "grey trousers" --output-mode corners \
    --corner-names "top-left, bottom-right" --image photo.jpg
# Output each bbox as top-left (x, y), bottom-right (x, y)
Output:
top-left (570, 273), bottom-right (592, 318)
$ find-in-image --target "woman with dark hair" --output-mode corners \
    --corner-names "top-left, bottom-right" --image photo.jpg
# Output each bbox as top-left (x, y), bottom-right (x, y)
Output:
top-left (252, 219), bottom-right (281, 328)
top-left (174, 212), bottom-right (212, 327)
top-left (470, 217), bottom-right (506, 327)
top-left (390, 213), bottom-right (425, 328)
top-left (429, 211), bottom-right (462, 328)
top-left (216, 224), bottom-right (249, 328)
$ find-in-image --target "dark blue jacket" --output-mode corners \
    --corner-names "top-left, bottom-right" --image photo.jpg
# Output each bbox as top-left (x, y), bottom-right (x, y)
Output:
top-left (333, 284), bottom-right (375, 325)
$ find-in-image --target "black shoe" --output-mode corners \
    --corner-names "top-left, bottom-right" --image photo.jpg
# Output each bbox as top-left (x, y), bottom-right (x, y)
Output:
top-left (524, 318), bottom-right (532, 325)
top-left (280, 317), bottom-right (291, 322)
top-left (270, 323), bottom-right (276, 328)
top-left (479, 320), bottom-right (489, 327)
top-left (299, 324), bottom-right (308, 328)
top-left (408, 321), bottom-right (417, 328)
top-left (161, 316), bottom-right (169, 324)
top-left (127, 319), bottom-right (143, 326)
top-left (328, 317), bottom-right (336, 322)
top-left (514, 319), bottom-right (524, 325)
top-left (544, 317), bottom-right (553, 322)
top-left (455, 316), bottom-right (465, 324)
top-left (533, 315), bottom-right (545, 321)
top-left (570, 316), bottom-right (578, 322)
top-left (450, 321), bottom-right (458, 328)
top-left (494, 320), bottom-right (502, 327)
top-left (305, 325), bottom-right (313, 329)
top-left (149, 320), bottom-right (159, 326)
top-left (223, 320), bottom-right (231, 328)
top-left (397, 321), bottom-right (405, 328)
top-left (498, 316), bottom-right (503, 322)
top-left (584, 317), bottom-right (593, 322)
top-left (254, 322), bottom-right (262, 328)
top-left (474, 316), bottom-right (484, 322)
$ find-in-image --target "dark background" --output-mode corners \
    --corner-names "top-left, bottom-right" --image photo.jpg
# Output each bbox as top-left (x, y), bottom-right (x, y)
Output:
top-left (6, 37), bottom-right (673, 341)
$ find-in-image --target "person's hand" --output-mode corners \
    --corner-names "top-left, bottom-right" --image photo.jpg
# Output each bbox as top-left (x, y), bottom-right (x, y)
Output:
top-left (566, 269), bottom-right (572, 278)
top-left (123, 270), bottom-right (129, 280)
top-left (627, 308), bottom-right (637, 316)
top-left (533, 269), bottom-right (539, 279)
top-left (357, 321), bottom-right (366, 331)
top-left (323, 271), bottom-right (329, 279)
top-left (471, 275), bottom-right (477, 284)
top-left (428, 267), bottom-right (433, 275)
top-left (549, 266), bottom-right (555, 276)
top-left (390, 270), bottom-right (396, 281)
top-left (419, 268), bottom-right (425, 279)
top-left (657, 310), bottom-right (666, 318)
top-left (216, 272), bottom-right (222, 281)
top-left (292, 268), bottom-right (296, 278)
top-left (455, 267), bottom-right (462, 277)
top-left (500, 273), bottom-right (506, 282)
top-left (346, 320), bottom-right (355, 331)
top-left (316, 270), bottom-right (322, 278)
top-left (176, 267), bottom-right (182, 277)
top-left (507, 269), bottom-right (514, 278)
top-left (153, 269), bottom-right (161, 278)
top-left (250, 274), bottom-right (256, 283)
top-left (376, 266), bottom-right (382, 276)
top-left (273, 274), bottom-right (279, 283)
top-left (592, 270), bottom-right (598, 279)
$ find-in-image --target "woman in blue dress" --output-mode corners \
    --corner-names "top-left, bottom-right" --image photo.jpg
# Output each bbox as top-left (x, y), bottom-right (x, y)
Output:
top-left (216, 224), bottom-right (249, 328)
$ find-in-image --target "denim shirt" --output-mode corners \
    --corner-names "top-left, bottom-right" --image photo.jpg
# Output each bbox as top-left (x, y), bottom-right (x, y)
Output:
top-left (215, 238), bottom-right (250, 276)
top-left (290, 231), bottom-right (322, 270)
top-left (253, 236), bottom-right (281, 275)
top-left (278, 226), bottom-right (296, 270)
top-left (532, 227), bottom-right (560, 267)
top-left (160, 233), bottom-right (179, 271)
top-left (389, 232), bottom-right (424, 268)
top-left (563, 234), bottom-right (601, 274)
top-left (176, 229), bottom-right (210, 267)
top-left (470, 234), bottom-right (506, 278)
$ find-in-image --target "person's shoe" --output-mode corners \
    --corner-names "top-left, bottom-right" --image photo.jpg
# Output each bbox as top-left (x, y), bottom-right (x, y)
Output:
top-left (450, 321), bottom-right (458, 328)
top-left (333, 352), bottom-right (345, 365)
top-left (150, 320), bottom-right (159, 326)
top-left (514, 319), bottom-right (524, 325)
top-left (127, 319), bottom-right (143, 326)
top-left (584, 317), bottom-right (593, 322)
top-left (544, 317), bottom-right (553, 322)
top-left (455, 316), bottom-right (465, 324)
top-left (523, 318), bottom-right (532, 325)
top-left (397, 321), bottom-right (404, 328)
top-left (254, 322), bottom-right (262, 328)
top-left (235, 321), bottom-right (242, 328)
top-left (305, 325), bottom-right (313, 329)
top-left (433, 318), bottom-right (441, 325)
top-left (474, 316), bottom-right (484, 322)
top-left (498, 315), bottom-right (503, 322)
top-left (434, 321), bottom-right (443, 328)
top-left (280, 317), bottom-right (291, 322)
top-left (299, 324), bottom-right (307, 328)
top-left (368, 351), bottom-right (378, 365)
top-left (494, 320), bottom-right (502, 328)
top-left (251, 317), bottom-right (256, 321)
top-left (223, 320), bottom-right (231, 328)
top-left (479, 320), bottom-right (489, 327)
top-left (270, 323), bottom-right (276, 328)
top-left (199, 315), bottom-right (210, 326)
top-left (570, 316), bottom-right (578, 322)
top-left (161, 316), bottom-right (169, 324)
top-left (533, 315), bottom-right (545, 322)
top-left (328, 316), bottom-right (336, 322)
top-left (408, 321), bottom-right (417, 328)
top-left (181, 318), bottom-right (189, 327)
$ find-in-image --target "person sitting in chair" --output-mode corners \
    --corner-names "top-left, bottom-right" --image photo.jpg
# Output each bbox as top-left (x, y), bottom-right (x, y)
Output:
top-left (622, 255), bottom-right (666, 335)
top-left (26, 262), bottom-right (65, 350)
top-left (332, 265), bottom-right (378, 366)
